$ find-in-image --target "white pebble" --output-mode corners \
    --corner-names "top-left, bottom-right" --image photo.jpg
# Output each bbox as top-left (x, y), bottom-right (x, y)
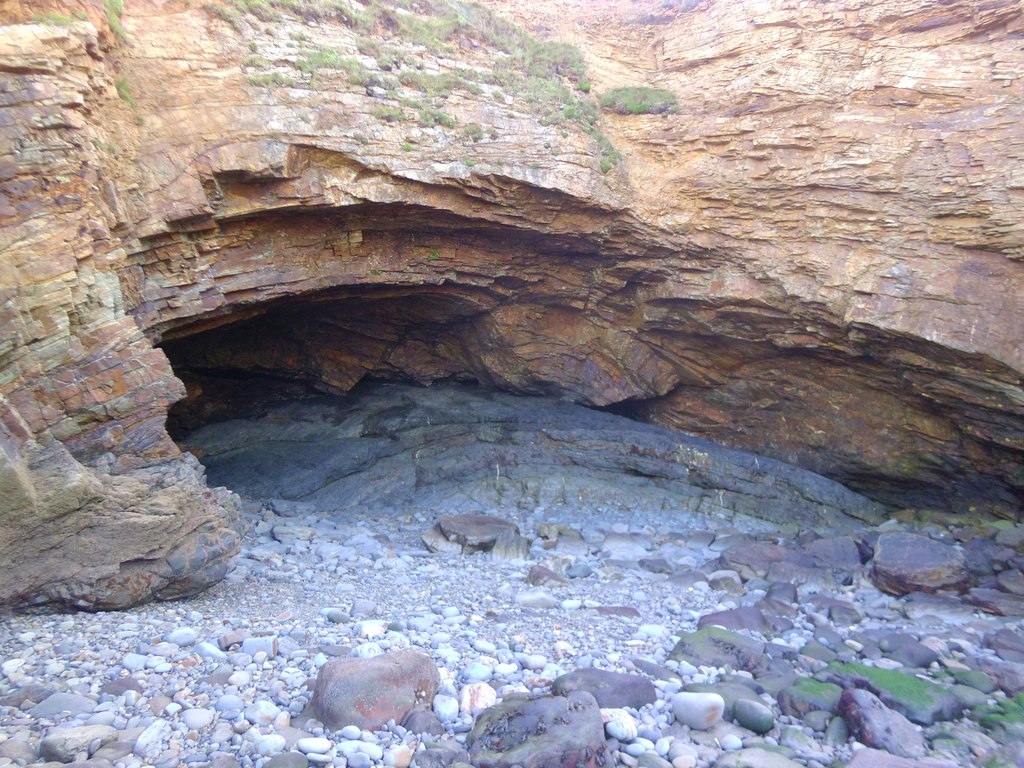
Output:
top-left (670, 692), bottom-right (724, 730)
top-left (297, 737), bottom-right (333, 754)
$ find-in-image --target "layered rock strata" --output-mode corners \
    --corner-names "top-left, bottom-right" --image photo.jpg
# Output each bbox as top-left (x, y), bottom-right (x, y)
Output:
top-left (181, 383), bottom-right (887, 533)
top-left (0, 0), bottom-right (1021, 607)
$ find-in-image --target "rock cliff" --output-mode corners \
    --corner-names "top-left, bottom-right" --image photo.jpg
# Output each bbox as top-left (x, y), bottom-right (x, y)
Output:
top-left (0, 0), bottom-right (1021, 608)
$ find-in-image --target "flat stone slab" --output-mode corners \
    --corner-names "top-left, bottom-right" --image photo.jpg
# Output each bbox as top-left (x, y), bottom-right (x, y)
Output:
top-left (841, 748), bottom-right (959, 768)
top-left (29, 692), bottom-right (97, 719)
top-left (436, 515), bottom-right (519, 550)
top-left (188, 383), bottom-right (885, 531)
top-left (839, 688), bottom-right (926, 758)
top-left (821, 662), bottom-right (964, 725)
top-left (39, 725), bottom-right (117, 763)
top-left (713, 747), bottom-right (804, 768)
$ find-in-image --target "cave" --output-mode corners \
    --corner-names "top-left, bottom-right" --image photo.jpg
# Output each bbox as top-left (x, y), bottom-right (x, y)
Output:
top-left (158, 287), bottom-right (891, 536)
top-left (6, 3), bottom-right (1024, 764)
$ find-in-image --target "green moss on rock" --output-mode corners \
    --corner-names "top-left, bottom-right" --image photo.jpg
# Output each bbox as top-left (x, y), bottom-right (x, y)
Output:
top-left (777, 677), bottom-right (842, 717)
top-left (822, 662), bottom-right (964, 725)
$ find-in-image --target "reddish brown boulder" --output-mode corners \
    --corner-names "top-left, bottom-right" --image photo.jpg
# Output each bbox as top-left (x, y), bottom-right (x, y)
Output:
top-left (311, 650), bottom-right (439, 731)
top-left (870, 533), bottom-right (969, 596)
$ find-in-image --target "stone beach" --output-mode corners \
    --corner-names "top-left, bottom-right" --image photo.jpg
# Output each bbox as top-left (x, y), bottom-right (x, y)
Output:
top-left (2, 386), bottom-right (1023, 768)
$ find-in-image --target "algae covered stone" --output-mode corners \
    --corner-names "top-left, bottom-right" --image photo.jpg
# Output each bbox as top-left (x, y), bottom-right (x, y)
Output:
top-left (669, 626), bottom-right (766, 672)
top-left (712, 746), bottom-right (804, 768)
top-left (466, 691), bottom-right (611, 768)
top-left (821, 661), bottom-right (964, 725)
top-left (974, 692), bottom-right (1024, 742)
top-left (777, 678), bottom-right (842, 717)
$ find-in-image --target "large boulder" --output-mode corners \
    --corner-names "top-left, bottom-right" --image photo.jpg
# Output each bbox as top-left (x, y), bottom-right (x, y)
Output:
top-left (39, 725), bottom-right (117, 763)
top-left (822, 662), bottom-right (965, 725)
top-left (312, 650), bottom-right (439, 730)
top-left (422, 515), bottom-right (522, 555)
top-left (870, 533), bottom-right (969, 596)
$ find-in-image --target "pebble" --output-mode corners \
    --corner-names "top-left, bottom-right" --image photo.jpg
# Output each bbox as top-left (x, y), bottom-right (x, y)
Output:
top-left (433, 694), bottom-right (459, 721)
top-left (719, 734), bottom-right (744, 750)
top-left (603, 708), bottom-right (639, 741)
top-left (514, 589), bottom-right (559, 609)
top-left (215, 694), bottom-right (245, 712)
top-left (732, 698), bottom-right (775, 734)
top-left (671, 692), bottom-right (725, 730)
top-left (459, 682), bottom-right (497, 713)
top-left (244, 700), bottom-right (281, 725)
top-left (297, 737), bottom-right (333, 754)
top-left (181, 708), bottom-right (215, 730)
top-left (256, 734), bottom-right (288, 755)
top-left (165, 627), bottom-right (198, 646)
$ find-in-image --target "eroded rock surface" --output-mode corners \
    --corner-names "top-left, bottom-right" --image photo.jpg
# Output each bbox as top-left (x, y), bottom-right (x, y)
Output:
top-left (182, 383), bottom-right (885, 530)
top-left (1, 0), bottom-right (1022, 606)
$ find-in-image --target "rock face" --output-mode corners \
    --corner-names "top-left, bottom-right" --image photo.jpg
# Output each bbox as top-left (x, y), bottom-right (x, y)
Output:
top-left (0, 0), bottom-right (1022, 606)
top-left (185, 384), bottom-right (886, 531)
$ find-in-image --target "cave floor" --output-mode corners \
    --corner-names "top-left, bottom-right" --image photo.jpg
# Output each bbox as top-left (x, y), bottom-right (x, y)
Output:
top-left (1, 384), bottom-right (1022, 768)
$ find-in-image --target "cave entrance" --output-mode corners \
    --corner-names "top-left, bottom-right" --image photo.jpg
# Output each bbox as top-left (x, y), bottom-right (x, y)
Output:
top-left (161, 284), bottom-right (499, 441)
top-left (159, 293), bottom-right (886, 533)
